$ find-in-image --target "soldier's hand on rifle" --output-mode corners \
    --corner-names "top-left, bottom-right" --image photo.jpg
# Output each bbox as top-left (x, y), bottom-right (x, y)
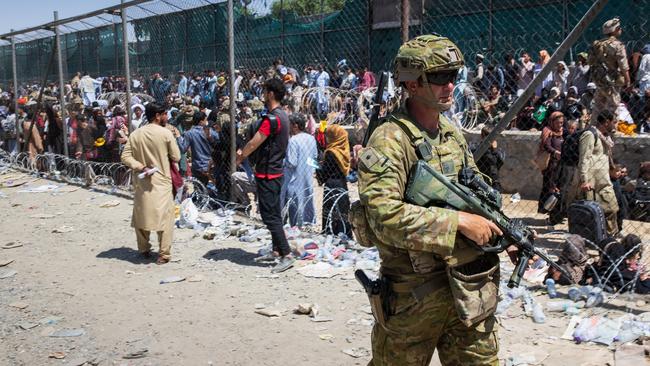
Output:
top-left (458, 212), bottom-right (503, 246)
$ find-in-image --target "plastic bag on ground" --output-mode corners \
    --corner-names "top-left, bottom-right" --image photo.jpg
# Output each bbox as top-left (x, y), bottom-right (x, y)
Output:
top-left (178, 198), bottom-right (199, 229)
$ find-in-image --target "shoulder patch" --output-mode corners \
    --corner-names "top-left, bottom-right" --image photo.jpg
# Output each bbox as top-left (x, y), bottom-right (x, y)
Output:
top-left (359, 147), bottom-right (390, 174)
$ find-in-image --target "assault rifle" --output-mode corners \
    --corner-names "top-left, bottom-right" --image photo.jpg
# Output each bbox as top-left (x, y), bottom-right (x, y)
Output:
top-left (405, 161), bottom-right (572, 288)
top-left (362, 71), bottom-right (389, 147)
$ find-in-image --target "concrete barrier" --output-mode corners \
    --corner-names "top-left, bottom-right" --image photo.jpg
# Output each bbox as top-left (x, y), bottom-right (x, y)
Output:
top-left (463, 131), bottom-right (650, 199)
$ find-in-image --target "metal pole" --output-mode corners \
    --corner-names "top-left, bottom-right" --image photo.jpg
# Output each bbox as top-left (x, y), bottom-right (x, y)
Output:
top-left (473, 0), bottom-right (610, 161)
top-left (121, 0), bottom-right (132, 133)
top-left (280, 0), bottom-right (284, 62)
top-left (488, 0), bottom-right (493, 53)
top-left (401, 0), bottom-right (410, 43)
top-left (227, 0), bottom-right (237, 200)
top-left (54, 11), bottom-right (69, 157)
top-left (11, 30), bottom-right (20, 153)
top-left (320, 0), bottom-right (324, 61)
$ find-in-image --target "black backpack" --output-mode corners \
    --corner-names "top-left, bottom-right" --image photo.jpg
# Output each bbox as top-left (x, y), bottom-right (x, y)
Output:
top-left (560, 127), bottom-right (597, 167)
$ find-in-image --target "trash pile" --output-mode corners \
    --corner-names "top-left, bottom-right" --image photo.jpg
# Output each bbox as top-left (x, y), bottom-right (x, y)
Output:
top-left (175, 198), bottom-right (381, 276)
top-left (496, 278), bottom-right (650, 346)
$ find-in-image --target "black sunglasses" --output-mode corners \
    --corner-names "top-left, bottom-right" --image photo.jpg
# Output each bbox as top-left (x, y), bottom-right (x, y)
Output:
top-left (425, 70), bottom-right (459, 86)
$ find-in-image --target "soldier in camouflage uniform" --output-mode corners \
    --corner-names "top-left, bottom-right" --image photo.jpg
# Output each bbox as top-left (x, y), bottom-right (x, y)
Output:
top-left (589, 18), bottom-right (630, 123)
top-left (356, 35), bottom-right (505, 365)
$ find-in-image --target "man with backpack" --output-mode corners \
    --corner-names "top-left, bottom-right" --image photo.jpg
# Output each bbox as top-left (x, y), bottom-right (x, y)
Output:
top-left (588, 18), bottom-right (630, 123)
top-left (575, 110), bottom-right (620, 234)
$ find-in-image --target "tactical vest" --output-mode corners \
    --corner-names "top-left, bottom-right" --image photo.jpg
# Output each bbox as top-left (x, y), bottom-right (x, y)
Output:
top-left (351, 112), bottom-right (482, 276)
top-left (589, 37), bottom-right (625, 87)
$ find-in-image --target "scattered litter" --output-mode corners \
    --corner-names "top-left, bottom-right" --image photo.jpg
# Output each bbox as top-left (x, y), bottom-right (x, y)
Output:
top-left (123, 349), bottom-right (149, 359)
top-left (341, 347), bottom-right (370, 358)
top-left (254, 303), bottom-right (266, 310)
top-left (255, 309), bottom-right (282, 317)
top-left (29, 213), bottom-right (56, 219)
top-left (2, 242), bottom-right (22, 249)
top-left (49, 328), bottom-right (85, 337)
top-left (18, 184), bottom-right (59, 193)
top-left (99, 200), bottom-right (120, 208)
top-left (256, 274), bottom-right (280, 279)
top-left (0, 259), bottom-right (14, 267)
top-left (160, 276), bottom-right (185, 284)
top-left (505, 354), bottom-right (540, 366)
top-left (319, 334), bottom-right (334, 341)
top-left (510, 192), bottom-right (521, 203)
top-left (297, 262), bottom-right (346, 278)
top-left (52, 226), bottom-right (74, 233)
top-left (311, 316), bottom-right (334, 323)
top-left (187, 274), bottom-right (203, 282)
top-left (39, 316), bottom-right (63, 325)
top-left (125, 270), bottom-right (142, 275)
top-left (48, 352), bottom-right (66, 359)
top-left (17, 322), bottom-right (39, 330)
top-left (8, 301), bottom-right (28, 309)
top-left (0, 269), bottom-right (17, 279)
top-left (294, 303), bottom-right (317, 315)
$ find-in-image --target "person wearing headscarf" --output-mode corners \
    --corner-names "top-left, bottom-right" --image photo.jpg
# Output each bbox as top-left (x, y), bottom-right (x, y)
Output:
top-left (316, 124), bottom-right (352, 238)
top-left (537, 111), bottom-right (564, 214)
top-left (553, 61), bottom-right (570, 95)
top-left (546, 234), bottom-right (588, 285)
top-left (534, 49), bottom-right (554, 97)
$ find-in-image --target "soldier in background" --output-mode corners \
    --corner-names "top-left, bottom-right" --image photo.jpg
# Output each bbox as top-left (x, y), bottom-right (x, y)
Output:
top-left (589, 17), bottom-right (630, 123)
top-left (357, 35), bottom-right (509, 365)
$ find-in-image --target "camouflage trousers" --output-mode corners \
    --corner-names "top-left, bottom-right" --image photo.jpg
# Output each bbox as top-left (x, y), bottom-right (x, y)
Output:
top-left (369, 281), bottom-right (498, 366)
top-left (590, 86), bottom-right (620, 123)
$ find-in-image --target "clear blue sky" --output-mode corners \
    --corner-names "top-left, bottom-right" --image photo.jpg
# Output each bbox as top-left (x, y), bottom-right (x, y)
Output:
top-left (0, 1), bottom-right (119, 33)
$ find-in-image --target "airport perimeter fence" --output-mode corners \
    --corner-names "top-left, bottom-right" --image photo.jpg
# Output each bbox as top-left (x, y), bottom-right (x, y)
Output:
top-left (0, 0), bottom-right (648, 244)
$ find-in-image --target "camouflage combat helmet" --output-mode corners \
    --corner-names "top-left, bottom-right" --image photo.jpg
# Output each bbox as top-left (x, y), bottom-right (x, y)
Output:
top-left (394, 34), bottom-right (464, 82)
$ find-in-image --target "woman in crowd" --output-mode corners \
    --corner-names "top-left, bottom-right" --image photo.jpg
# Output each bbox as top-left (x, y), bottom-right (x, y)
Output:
top-left (316, 124), bottom-right (352, 238)
top-left (537, 111), bottom-right (564, 214)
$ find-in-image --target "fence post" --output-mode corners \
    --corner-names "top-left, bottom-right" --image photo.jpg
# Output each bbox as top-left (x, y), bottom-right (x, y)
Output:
top-left (227, 0), bottom-right (237, 200)
top-left (11, 30), bottom-right (20, 153)
top-left (401, 0), bottom-right (410, 43)
top-left (280, 0), bottom-right (285, 62)
top-left (488, 0), bottom-right (493, 53)
top-left (473, 0), bottom-right (611, 161)
top-left (54, 11), bottom-right (69, 157)
top-left (121, 0), bottom-right (132, 133)
top-left (320, 0), bottom-right (324, 61)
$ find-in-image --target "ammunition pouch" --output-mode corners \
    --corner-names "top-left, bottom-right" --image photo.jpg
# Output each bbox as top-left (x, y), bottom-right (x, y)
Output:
top-left (446, 252), bottom-right (500, 327)
top-left (349, 200), bottom-right (377, 248)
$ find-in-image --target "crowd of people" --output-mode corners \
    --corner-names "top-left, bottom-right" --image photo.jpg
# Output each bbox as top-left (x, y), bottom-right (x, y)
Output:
top-left (0, 18), bottom-right (647, 266)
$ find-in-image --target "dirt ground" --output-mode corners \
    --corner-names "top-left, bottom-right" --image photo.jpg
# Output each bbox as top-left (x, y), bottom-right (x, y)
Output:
top-left (1, 173), bottom-right (649, 366)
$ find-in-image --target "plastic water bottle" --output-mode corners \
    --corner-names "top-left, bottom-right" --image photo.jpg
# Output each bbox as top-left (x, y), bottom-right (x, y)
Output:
top-left (532, 302), bottom-right (546, 324)
top-left (522, 291), bottom-right (534, 316)
top-left (585, 287), bottom-right (604, 308)
top-left (495, 296), bottom-right (513, 315)
top-left (546, 300), bottom-right (585, 312)
top-left (616, 320), bottom-right (648, 343)
top-left (568, 286), bottom-right (582, 301)
top-left (545, 278), bottom-right (558, 298)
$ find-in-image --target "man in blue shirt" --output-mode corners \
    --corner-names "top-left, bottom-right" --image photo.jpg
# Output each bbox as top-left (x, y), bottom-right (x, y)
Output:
top-left (177, 70), bottom-right (188, 97)
top-left (175, 111), bottom-right (218, 186)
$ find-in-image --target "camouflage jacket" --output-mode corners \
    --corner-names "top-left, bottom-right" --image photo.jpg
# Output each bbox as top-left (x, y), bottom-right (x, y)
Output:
top-left (358, 105), bottom-right (480, 276)
top-left (589, 36), bottom-right (629, 87)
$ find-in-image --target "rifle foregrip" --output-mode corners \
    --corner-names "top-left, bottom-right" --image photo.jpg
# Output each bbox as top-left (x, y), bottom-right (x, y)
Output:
top-left (508, 251), bottom-right (531, 288)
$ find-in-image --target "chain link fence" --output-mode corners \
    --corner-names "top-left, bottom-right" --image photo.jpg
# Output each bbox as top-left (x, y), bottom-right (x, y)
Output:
top-left (0, 0), bottom-right (648, 254)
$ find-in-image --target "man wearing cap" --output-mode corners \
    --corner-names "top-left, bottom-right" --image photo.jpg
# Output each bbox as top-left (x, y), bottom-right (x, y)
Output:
top-left (580, 82), bottom-right (598, 119)
top-left (472, 53), bottom-right (485, 91)
top-left (589, 17), bottom-right (630, 123)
